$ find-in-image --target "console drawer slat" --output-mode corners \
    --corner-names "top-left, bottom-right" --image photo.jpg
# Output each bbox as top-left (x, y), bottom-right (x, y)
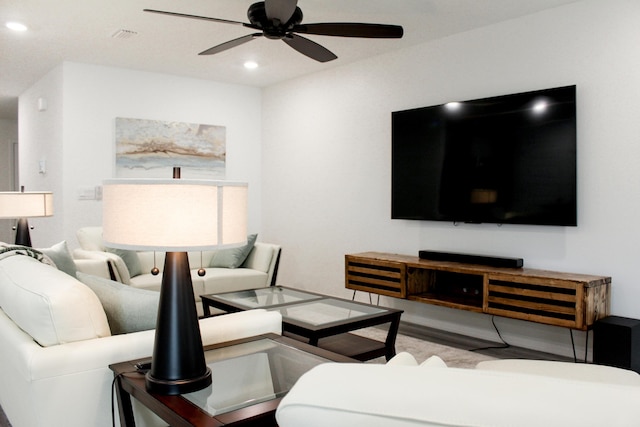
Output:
top-left (345, 255), bottom-right (406, 298)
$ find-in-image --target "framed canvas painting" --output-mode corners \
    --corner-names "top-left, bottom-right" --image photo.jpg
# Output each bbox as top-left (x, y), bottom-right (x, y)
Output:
top-left (115, 117), bottom-right (226, 178)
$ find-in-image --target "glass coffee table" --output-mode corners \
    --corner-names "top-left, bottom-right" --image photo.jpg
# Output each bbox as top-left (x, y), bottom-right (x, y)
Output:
top-left (201, 286), bottom-right (403, 361)
top-left (110, 334), bottom-right (355, 427)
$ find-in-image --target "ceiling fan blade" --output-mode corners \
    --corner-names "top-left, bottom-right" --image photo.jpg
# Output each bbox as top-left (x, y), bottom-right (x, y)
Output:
top-left (199, 34), bottom-right (263, 56)
top-left (293, 23), bottom-right (403, 38)
top-left (143, 9), bottom-right (260, 30)
top-left (282, 34), bottom-right (337, 63)
top-left (265, 0), bottom-right (298, 24)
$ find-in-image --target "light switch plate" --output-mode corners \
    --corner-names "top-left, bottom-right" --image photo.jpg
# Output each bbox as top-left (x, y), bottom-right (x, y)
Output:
top-left (77, 187), bottom-right (96, 200)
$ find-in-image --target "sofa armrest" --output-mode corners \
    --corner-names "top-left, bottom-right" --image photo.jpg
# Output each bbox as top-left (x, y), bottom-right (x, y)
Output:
top-left (6, 309), bottom-right (281, 383)
top-left (76, 226), bottom-right (105, 251)
top-left (244, 243), bottom-right (281, 286)
top-left (276, 363), bottom-right (640, 427)
top-left (0, 309), bottom-right (159, 427)
top-left (74, 258), bottom-right (111, 279)
top-left (476, 359), bottom-right (640, 385)
top-left (1, 305), bottom-right (281, 427)
top-left (73, 248), bottom-right (131, 284)
top-left (199, 309), bottom-right (282, 344)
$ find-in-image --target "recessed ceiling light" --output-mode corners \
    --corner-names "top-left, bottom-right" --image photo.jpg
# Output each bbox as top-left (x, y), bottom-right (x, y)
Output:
top-left (244, 61), bottom-right (258, 70)
top-left (445, 102), bottom-right (462, 111)
top-left (6, 21), bottom-right (28, 31)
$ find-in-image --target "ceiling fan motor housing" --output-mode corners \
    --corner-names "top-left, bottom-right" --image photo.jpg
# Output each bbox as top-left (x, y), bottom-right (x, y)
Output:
top-left (248, 1), bottom-right (303, 39)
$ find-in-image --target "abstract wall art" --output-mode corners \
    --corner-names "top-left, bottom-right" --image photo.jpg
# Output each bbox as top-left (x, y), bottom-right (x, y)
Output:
top-left (115, 117), bottom-right (226, 178)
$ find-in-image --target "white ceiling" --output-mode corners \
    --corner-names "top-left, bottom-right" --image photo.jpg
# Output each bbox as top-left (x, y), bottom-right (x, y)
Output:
top-left (1, 0), bottom-right (581, 120)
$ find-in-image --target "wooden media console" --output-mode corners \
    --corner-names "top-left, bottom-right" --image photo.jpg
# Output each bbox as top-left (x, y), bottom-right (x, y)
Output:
top-left (345, 252), bottom-right (611, 331)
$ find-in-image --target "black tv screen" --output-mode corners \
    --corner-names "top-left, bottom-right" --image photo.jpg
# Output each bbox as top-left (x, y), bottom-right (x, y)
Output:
top-left (392, 85), bottom-right (577, 226)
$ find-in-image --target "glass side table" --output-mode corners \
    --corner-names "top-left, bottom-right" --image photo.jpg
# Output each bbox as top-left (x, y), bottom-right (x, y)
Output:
top-left (110, 334), bottom-right (356, 427)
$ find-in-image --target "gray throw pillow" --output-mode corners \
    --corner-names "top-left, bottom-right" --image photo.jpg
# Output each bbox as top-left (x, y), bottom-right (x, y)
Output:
top-left (39, 241), bottom-right (78, 277)
top-left (76, 272), bottom-right (159, 335)
top-left (106, 247), bottom-right (143, 277)
top-left (209, 234), bottom-right (258, 268)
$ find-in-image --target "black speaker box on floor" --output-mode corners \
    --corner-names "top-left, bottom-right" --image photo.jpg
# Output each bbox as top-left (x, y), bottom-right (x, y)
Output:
top-left (593, 316), bottom-right (640, 373)
top-left (418, 250), bottom-right (523, 268)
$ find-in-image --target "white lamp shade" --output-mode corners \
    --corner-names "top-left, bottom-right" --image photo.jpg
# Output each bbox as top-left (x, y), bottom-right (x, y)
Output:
top-left (0, 192), bottom-right (54, 218)
top-left (102, 179), bottom-right (248, 251)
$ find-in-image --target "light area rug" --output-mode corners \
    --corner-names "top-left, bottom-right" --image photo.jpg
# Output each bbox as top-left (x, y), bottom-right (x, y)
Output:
top-left (354, 327), bottom-right (496, 368)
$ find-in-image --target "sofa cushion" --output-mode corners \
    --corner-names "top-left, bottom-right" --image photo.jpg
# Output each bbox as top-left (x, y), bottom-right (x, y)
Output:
top-left (135, 251), bottom-right (217, 277)
top-left (386, 353), bottom-right (447, 368)
top-left (200, 268), bottom-right (268, 295)
top-left (0, 255), bottom-right (111, 346)
top-left (129, 271), bottom-right (207, 301)
top-left (77, 272), bottom-right (159, 334)
top-left (106, 247), bottom-right (142, 277)
top-left (76, 226), bottom-right (105, 251)
top-left (386, 352), bottom-right (418, 366)
top-left (210, 234), bottom-right (257, 268)
top-left (243, 243), bottom-right (274, 273)
top-left (420, 355), bottom-right (448, 368)
top-left (39, 240), bottom-right (78, 277)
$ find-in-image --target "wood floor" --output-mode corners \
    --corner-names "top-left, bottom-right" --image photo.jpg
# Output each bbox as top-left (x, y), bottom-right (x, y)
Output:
top-left (398, 321), bottom-right (574, 362)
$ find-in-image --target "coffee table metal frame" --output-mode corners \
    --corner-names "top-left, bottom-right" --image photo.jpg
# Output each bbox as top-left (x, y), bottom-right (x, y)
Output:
top-left (110, 333), bottom-right (356, 427)
top-left (201, 286), bottom-right (403, 361)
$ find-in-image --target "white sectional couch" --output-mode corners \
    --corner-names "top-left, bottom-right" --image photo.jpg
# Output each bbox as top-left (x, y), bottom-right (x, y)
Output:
top-left (73, 226), bottom-right (281, 315)
top-left (276, 353), bottom-right (640, 427)
top-left (0, 248), bottom-right (282, 427)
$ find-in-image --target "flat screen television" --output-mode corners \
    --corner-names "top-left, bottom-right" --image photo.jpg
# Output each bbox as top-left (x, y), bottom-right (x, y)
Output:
top-left (391, 85), bottom-right (577, 226)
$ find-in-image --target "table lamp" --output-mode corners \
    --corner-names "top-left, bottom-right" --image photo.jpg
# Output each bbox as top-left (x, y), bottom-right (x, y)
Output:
top-left (102, 168), bottom-right (248, 395)
top-left (0, 187), bottom-right (54, 246)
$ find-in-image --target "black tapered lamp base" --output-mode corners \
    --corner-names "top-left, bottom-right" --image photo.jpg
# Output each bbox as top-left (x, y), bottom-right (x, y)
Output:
top-left (145, 251), bottom-right (212, 395)
top-left (146, 369), bottom-right (212, 395)
top-left (15, 218), bottom-right (32, 247)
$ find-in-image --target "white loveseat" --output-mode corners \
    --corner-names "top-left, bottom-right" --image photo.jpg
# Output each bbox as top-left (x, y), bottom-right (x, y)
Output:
top-left (276, 353), bottom-right (640, 427)
top-left (73, 226), bottom-right (282, 315)
top-left (0, 249), bottom-right (282, 427)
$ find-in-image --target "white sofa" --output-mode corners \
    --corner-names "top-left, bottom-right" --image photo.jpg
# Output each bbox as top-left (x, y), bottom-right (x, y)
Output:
top-left (276, 353), bottom-right (640, 427)
top-left (73, 226), bottom-right (282, 315)
top-left (0, 249), bottom-right (282, 427)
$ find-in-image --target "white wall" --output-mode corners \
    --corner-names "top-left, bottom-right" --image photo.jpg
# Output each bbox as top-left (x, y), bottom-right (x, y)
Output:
top-left (0, 119), bottom-right (18, 191)
top-left (19, 63), bottom-right (262, 249)
top-left (262, 0), bottom-right (640, 358)
top-left (18, 67), bottom-right (64, 247)
top-left (0, 118), bottom-right (19, 242)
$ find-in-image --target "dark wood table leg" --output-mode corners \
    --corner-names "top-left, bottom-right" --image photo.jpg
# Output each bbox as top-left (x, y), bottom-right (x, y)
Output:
top-left (114, 374), bottom-right (137, 427)
top-left (201, 300), bottom-right (212, 317)
top-left (384, 313), bottom-right (402, 361)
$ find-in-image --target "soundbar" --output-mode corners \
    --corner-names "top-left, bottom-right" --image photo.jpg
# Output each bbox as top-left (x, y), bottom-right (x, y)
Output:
top-left (418, 250), bottom-right (523, 268)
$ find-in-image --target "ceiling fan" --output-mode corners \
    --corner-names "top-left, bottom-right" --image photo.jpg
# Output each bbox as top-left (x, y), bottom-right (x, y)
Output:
top-left (144, 0), bottom-right (403, 63)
